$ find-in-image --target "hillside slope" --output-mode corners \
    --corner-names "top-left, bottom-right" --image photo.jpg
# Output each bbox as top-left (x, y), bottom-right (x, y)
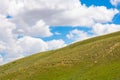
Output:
top-left (0, 31), bottom-right (120, 80)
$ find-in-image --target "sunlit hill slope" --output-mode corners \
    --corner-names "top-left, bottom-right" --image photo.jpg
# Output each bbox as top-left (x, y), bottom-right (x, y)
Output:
top-left (0, 31), bottom-right (120, 80)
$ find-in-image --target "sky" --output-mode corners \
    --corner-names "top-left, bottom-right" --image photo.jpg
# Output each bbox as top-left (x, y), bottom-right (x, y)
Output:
top-left (0, 0), bottom-right (120, 65)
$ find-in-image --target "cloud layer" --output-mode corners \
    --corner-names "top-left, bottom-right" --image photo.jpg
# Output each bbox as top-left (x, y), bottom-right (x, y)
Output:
top-left (67, 29), bottom-right (90, 41)
top-left (110, 0), bottom-right (120, 6)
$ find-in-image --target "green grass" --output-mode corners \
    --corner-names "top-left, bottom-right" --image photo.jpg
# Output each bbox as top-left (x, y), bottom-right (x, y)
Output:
top-left (0, 31), bottom-right (120, 80)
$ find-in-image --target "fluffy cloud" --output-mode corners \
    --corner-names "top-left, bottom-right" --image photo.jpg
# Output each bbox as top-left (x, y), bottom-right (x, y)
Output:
top-left (55, 32), bottom-right (61, 35)
top-left (67, 23), bottom-right (120, 42)
top-left (11, 1), bottom-right (118, 27)
top-left (92, 23), bottom-right (120, 35)
top-left (0, 15), bottom-right (24, 64)
top-left (0, 15), bottom-right (16, 43)
top-left (8, 0), bottom-right (80, 15)
top-left (0, 42), bottom-right (6, 52)
top-left (51, 6), bottom-right (118, 26)
top-left (0, 0), bottom-right (54, 38)
top-left (1, 0), bottom-right (118, 38)
top-left (0, 16), bottom-right (65, 64)
top-left (0, 14), bottom-right (66, 65)
top-left (0, 0), bottom-right (24, 15)
top-left (27, 20), bottom-right (52, 37)
top-left (0, 0), bottom-right (9, 15)
top-left (0, 36), bottom-right (66, 65)
top-left (0, 0), bottom-right (119, 27)
top-left (110, 0), bottom-right (120, 6)
top-left (14, 20), bottom-right (52, 37)
top-left (17, 36), bottom-right (48, 56)
top-left (0, 55), bottom-right (3, 62)
top-left (47, 39), bottom-right (66, 50)
top-left (67, 29), bottom-right (90, 41)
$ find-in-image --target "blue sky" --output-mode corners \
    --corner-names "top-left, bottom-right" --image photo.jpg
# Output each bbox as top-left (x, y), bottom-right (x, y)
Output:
top-left (80, 0), bottom-right (114, 8)
top-left (80, 0), bottom-right (120, 25)
top-left (42, 26), bottom-right (92, 44)
top-left (40, 0), bottom-right (120, 44)
top-left (0, 0), bottom-right (120, 65)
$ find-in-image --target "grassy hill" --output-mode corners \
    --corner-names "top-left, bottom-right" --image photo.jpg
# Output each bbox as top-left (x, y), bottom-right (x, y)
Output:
top-left (0, 31), bottom-right (120, 80)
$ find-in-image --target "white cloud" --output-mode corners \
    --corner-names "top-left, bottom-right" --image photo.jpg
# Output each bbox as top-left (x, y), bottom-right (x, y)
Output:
top-left (51, 6), bottom-right (118, 26)
top-left (0, 15), bottom-right (49, 65)
top-left (15, 20), bottom-right (53, 37)
top-left (110, 0), bottom-right (120, 6)
top-left (66, 23), bottom-right (120, 43)
top-left (67, 29), bottom-right (90, 41)
top-left (0, 35), bottom-right (67, 65)
top-left (8, 0), bottom-right (80, 15)
top-left (0, 55), bottom-right (3, 62)
top-left (47, 39), bottom-right (66, 50)
top-left (17, 36), bottom-right (48, 56)
top-left (0, 15), bottom-right (65, 64)
top-left (0, 0), bottom-right (118, 27)
top-left (0, 14), bottom-right (24, 65)
top-left (0, 55), bottom-right (24, 65)
top-left (8, 0), bottom-right (118, 29)
top-left (92, 23), bottom-right (120, 35)
top-left (0, 0), bottom-right (24, 15)
top-left (0, 15), bottom-right (16, 43)
top-left (28, 20), bottom-right (52, 37)
top-left (0, 15), bottom-right (21, 57)
top-left (0, 41), bottom-right (6, 52)
top-left (0, 15), bottom-right (66, 64)
top-left (55, 32), bottom-right (61, 35)
top-left (0, 0), bottom-right (9, 15)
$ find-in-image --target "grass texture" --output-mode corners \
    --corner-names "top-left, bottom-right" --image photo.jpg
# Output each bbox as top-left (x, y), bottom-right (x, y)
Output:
top-left (0, 31), bottom-right (120, 80)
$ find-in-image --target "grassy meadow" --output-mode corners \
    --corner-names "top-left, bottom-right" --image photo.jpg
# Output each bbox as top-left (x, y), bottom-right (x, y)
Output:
top-left (0, 31), bottom-right (120, 80)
